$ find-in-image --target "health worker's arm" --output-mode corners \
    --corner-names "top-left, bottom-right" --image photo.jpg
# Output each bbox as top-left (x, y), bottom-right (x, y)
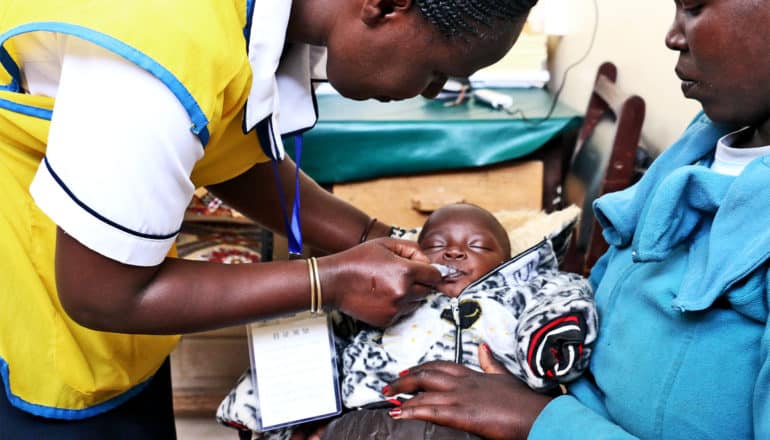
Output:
top-left (55, 230), bottom-right (436, 334)
top-left (207, 158), bottom-right (393, 254)
top-left (39, 37), bottom-right (439, 335)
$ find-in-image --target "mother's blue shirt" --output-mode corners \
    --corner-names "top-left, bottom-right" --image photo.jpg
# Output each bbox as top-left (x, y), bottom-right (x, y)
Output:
top-left (530, 113), bottom-right (770, 439)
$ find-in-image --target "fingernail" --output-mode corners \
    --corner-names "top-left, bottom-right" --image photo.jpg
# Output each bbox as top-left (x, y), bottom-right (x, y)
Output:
top-left (387, 398), bottom-right (402, 406)
top-left (382, 385), bottom-right (390, 395)
top-left (481, 343), bottom-right (490, 352)
top-left (399, 369), bottom-right (409, 377)
top-left (389, 408), bottom-right (402, 418)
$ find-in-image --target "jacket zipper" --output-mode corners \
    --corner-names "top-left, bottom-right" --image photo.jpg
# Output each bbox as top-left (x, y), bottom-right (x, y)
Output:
top-left (605, 261), bottom-right (639, 324)
top-left (450, 297), bottom-right (462, 363)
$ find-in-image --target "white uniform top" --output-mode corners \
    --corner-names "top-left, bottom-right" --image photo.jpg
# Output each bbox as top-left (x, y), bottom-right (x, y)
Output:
top-left (24, 32), bottom-right (202, 266)
top-left (20, 3), bottom-right (326, 267)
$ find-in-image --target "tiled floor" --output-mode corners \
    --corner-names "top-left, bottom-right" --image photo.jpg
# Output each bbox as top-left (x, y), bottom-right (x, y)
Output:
top-left (175, 416), bottom-right (239, 440)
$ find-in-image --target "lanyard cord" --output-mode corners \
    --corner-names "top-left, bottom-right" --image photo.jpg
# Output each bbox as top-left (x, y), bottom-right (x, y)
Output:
top-left (270, 134), bottom-right (303, 256)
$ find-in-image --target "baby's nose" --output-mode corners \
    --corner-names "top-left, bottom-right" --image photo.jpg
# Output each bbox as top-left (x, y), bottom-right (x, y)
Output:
top-left (443, 247), bottom-right (466, 260)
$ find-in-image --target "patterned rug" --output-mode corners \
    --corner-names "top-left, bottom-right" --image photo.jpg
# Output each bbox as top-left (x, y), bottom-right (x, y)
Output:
top-left (177, 191), bottom-right (271, 263)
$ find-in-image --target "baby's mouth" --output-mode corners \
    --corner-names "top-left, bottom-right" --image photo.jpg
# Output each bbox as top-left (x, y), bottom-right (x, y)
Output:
top-left (432, 263), bottom-right (466, 280)
top-left (443, 269), bottom-right (465, 281)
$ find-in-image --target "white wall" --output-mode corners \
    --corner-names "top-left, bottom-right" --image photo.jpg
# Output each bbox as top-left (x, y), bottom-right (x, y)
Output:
top-left (546, 0), bottom-right (701, 155)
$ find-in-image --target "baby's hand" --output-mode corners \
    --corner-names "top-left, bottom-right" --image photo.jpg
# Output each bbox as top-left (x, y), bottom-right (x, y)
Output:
top-left (478, 343), bottom-right (509, 375)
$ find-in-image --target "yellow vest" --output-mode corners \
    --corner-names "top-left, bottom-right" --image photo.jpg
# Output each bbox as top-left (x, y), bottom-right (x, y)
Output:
top-left (0, 0), bottom-right (268, 418)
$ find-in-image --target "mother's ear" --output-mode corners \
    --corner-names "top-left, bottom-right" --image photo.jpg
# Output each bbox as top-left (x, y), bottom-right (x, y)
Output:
top-left (361, 0), bottom-right (414, 27)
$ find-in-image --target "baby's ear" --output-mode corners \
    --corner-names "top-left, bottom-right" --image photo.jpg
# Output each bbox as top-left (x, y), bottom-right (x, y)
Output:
top-left (479, 343), bottom-right (507, 374)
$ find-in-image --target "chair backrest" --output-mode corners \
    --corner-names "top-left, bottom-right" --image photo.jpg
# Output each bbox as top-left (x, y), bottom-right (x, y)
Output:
top-left (561, 61), bottom-right (646, 276)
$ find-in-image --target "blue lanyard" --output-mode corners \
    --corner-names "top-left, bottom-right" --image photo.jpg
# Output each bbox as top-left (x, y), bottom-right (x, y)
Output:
top-left (270, 135), bottom-right (303, 256)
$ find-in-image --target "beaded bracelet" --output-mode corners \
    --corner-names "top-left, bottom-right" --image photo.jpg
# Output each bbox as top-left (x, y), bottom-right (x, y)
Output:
top-left (359, 217), bottom-right (378, 243)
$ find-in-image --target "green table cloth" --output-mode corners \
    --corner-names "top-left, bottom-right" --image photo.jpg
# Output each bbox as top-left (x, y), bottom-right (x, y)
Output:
top-left (289, 88), bottom-right (581, 184)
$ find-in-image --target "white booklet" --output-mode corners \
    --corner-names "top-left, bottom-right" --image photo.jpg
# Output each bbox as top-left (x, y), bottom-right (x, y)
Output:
top-left (247, 311), bottom-right (342, 431)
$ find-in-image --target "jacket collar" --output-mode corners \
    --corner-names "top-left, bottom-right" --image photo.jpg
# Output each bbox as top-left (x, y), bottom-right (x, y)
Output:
top-left (464, 239), bottom-right (558, 294)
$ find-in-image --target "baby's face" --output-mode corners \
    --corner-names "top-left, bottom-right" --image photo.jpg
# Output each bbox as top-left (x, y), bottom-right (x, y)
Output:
top-left (418, 205), bottom-right (509, 297)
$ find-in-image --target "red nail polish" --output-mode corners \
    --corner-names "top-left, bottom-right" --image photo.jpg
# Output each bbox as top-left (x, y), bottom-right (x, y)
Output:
top-left (387, 398), bottom-right (402, 406)
top-left (481, 343), bottom-right (490, 352)
top-left (389, 408), bottom-right (402, 418)
top-left (399, 369), bottom-right (410, 377)
top-left (382, 385), bottom-right (390, 395)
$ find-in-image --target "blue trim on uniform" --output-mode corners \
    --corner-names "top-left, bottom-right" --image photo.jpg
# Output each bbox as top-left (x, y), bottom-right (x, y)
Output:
top-left (43, 156), bottom-right (181, 240)
top-left (0, 356), bottom-right (153, 420)
top-left (244, 0), bottom-right (256, 45)
top-left (0, 45), bottom-right (21, 92)
top-left (0, 22), bottom-right (211, 147)
top-left (0, 97), bottom-right (52, 119)
top-left (255, 116), bottom-right (278, 160)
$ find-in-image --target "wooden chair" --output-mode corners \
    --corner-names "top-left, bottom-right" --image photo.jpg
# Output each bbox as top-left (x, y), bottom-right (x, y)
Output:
top-left (560, 62), bottom-right (646, 276)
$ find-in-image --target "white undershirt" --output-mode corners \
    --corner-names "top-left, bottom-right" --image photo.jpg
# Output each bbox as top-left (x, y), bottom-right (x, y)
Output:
top-left (21, 32), bottom-right (202, 266)
top-left (712, 126), bottom-right (770, 176)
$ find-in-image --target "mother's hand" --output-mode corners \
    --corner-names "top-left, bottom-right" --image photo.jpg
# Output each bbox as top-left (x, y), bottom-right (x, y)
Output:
top-left (384, 345), bottom-right (554, 440)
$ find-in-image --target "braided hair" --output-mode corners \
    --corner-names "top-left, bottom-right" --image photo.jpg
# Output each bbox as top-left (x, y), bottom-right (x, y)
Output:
top-left (415, 0), bottom-right (539, 38)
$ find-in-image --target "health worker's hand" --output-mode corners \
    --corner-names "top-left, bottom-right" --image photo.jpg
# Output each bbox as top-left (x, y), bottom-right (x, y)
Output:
top-left (384, 344), bottom-right (554, 440)
top-left (319, 237), bottom-right (441, 327)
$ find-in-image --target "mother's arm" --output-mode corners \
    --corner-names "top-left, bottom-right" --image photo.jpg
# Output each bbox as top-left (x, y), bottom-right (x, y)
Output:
top-left (755, 317), bottom-right (770, 438)
top-left (384, 345), bottom-right (552, 440)
top-left (386, 345), bottom-right (640, 440)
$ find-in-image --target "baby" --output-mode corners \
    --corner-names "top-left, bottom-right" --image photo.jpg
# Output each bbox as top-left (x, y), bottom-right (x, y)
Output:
top-left (323, 203), bottom-right (597, 438)
top-left (219, 203), bottom-right (597, 439)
